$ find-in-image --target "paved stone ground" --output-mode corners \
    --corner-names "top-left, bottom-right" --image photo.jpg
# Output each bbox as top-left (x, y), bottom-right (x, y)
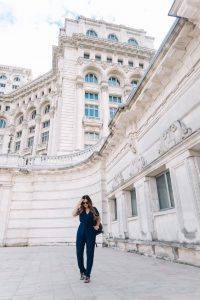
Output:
top-left (0, 246), bottom-right (200, 300)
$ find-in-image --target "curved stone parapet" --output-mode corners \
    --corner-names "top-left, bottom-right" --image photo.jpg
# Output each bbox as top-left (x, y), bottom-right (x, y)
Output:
top-left (0, 138), bottom-right (106, 170)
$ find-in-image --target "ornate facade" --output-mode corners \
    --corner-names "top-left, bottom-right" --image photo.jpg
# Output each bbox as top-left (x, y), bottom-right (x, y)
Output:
top-left (0, 64), bottom-right (32, 95)
top-left (0, 0), bottom-right (200, 267)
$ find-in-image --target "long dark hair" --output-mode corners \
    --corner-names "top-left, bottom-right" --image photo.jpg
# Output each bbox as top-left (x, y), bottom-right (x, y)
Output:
top-left (79, 195), bottom-right (97, 216)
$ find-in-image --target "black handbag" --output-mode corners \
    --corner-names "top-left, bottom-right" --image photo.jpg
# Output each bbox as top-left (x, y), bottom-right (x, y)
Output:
top-left (95, 223), bottom-right (103, 235)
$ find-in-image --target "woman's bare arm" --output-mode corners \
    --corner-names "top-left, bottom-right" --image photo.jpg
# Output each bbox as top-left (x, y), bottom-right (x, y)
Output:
top-left (72, 199), bottom-right (82, 217)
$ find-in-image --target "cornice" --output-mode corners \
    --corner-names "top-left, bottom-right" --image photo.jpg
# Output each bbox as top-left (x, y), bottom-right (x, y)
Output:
top-left (60, 34), bottom-right (155, 58)
top-left (3, 71), bottom-right (57, 101)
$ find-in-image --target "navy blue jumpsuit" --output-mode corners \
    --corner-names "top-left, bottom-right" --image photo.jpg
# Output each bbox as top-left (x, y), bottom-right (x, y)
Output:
top-left (76, 207), bottom-right (99, 278)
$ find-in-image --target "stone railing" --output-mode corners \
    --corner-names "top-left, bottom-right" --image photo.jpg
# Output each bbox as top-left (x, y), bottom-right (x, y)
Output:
top-left (0, 138), bottom-right (105, 170)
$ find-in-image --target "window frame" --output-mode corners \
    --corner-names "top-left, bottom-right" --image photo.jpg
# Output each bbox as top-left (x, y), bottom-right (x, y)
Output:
top-left (156, 170), bottom-right (175, 211)
top-left (108, 33), bottom-right (118, 42)
top-left (85, 104), bottom-right (99, 119)
top-left (85, 73), bottom-right (98, 84)
top-left (86, 29), bottom-right (98, 37)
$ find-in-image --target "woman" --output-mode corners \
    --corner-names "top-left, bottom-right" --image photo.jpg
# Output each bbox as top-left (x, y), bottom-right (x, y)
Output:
top-left (72, 195), bottom-right (100, 283)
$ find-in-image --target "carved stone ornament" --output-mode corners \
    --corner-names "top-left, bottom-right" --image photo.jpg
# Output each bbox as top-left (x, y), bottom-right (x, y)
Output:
top-left (159, 120), bottom-right (192, 155)
top-left (126, 133), bottom-right (136, 153)
top-left (129, 155), bottom-right (147, 177)
top-left (112, 172), bottom-right (124, 190)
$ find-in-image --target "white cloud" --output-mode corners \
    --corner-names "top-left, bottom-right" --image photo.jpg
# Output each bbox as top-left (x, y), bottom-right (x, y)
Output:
top-left (0, 0), bottom-right (175, 78)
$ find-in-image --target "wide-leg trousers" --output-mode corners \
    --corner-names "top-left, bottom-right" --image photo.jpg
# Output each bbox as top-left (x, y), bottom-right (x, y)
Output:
top-left (76, 226), bottom-right (96, 277)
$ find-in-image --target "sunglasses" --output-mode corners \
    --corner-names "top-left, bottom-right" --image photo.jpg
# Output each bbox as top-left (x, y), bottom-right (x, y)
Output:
top-left (82, 201), bottom-right (88, 204)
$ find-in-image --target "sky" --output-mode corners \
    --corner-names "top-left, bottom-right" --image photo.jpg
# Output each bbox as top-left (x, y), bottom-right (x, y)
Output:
top-left (0, 0), bottom-right (175, 79)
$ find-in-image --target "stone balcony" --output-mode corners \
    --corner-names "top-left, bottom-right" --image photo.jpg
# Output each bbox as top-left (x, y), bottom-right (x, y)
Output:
top-left (0, 137), bottom-right (106, 170)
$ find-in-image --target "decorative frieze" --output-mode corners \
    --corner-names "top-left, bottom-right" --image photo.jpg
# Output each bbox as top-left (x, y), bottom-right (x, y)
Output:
top-left (159, 120), bottom-right (192, 155)
top-left (129, 155), bottom-right (147, 176)
top-left (112, 172), bottom-right (124, 190)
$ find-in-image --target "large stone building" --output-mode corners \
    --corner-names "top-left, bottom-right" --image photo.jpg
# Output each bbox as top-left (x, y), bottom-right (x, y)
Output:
top-left (0, 16), bottom-right (154, 156)
top-left (0, 0), bottom-right (200, 267)
top-left (0, 64), bottom-right (32, 95)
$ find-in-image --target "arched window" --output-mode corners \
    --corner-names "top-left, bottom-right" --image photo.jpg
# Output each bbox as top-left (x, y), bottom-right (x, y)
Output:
top-left (85, 74), bottom-right (98, 84)
top-left (44, 105), bottom-right (50, 114)
top-left (128, 38), bottom-right (138, 46)
top-left (131, 80), bottom-right (138, 88)
top-left (18, 115), bottom-right (23, 125)
top-left (31, 110), bottom-right (36, 120)
top-left (0, 74), bottom-right (7, 80)
top-left (14, 76), bottom-right (21, 82)
top-left (108, 34), bottom-right (118, 42)
top-left (0, 119), bottom-right (6, 128)
top-left (108, 77), bottom-right (120, 87)
top-left (86, 30), bottom-right (97, 37)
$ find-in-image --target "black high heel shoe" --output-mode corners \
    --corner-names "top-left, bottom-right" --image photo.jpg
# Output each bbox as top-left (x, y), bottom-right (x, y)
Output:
top-left (80, 273), bottom-right (85, 280)
top-left (84, 276), bottom-right (90, 283)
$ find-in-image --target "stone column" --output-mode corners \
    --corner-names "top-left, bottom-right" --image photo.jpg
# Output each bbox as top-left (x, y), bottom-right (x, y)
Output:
top-left (47, 108), bottom-right (55, 155)
top-left (115, 191), bottom-right (129, 238)
top-left (100, 82), bottom-right (109, 137)
top-left (75, 77), bottom-right (84, 150)
top-left (7, 125), bottom-right (15, 153)
top-left (32, 114), bottom-right (41, 156)
top-left (134, 177), bottom-right (154, 241)
top-left (0, 183), bottom-right (12, 246)
top-left (168, 151), bottom-right (200, 241)
top-left (20, 120), bottom-right (28, 152)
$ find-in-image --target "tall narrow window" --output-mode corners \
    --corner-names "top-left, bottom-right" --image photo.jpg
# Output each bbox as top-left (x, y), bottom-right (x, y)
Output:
top-left (27, 137), bottom-right (34, 148)
top-left (18, 116), bottom-right (23, 125)
top-left (109, 107), bottom-right (117, 119)
top-left (41, 131), bottom-right (49, 144)
top-left (130, 189), bottom-right (138, 216)
top-left (156, 171), bottom-right (175, 210)
top-left (31, 110), bottom-right (36, 120)
top-left (15, 141), bottom-right (21, 152)
top-left (112, 198), bottom-right (117, 221)
top-left (44, 105), bottom-right (50, 114)
top-left (0, 119), bottom-right (6, 128)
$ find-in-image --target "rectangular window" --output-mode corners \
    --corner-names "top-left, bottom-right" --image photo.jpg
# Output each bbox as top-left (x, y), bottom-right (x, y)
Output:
top-left (27, 137), bottom-right (34, 148)
top-left (43, 120), bottom-right (50, 128)
top-left (118, 59), bottom-right (123, 65)
top-left (12, 85), bottom-right (19, 89)
top-left (112, 198), bottom-right (117, 221)
top-left (16, 131), bottom-right (22, 138)
top-left (128, 61), bottom-right (134, 67)
top-left (84, 53), bottom-right (90, 59)
top-left (156, 171), bottom-right (175, 210)
top-left (85, 104), bottom-right (99, 118)
top-left (85, 131), bottom-right (99, 141)
top-left (95, 55), bottom-right (101, 61)
top-left (0, 83), bottom-right (6, 88)
top-left (130, 189), bottom-right (138, 216)
top-left (109, 107), bottom-right (118, 119)
top-left (107, 57), bottom-right (112, 63)
top-left (5, 106), bottom-right (10, 111)
top-left (41, 131), bottom-right (49, 144)
top-left (85, 92), bottom-right (98, 100)
top-left (29, 126), bottom-right (35, 133)
top-left (139, 63), bottom-right (144, 69)
top-left (15, 141), bottom-right (20, 151)
top-left (109, 95), bottom-right (122, 103)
